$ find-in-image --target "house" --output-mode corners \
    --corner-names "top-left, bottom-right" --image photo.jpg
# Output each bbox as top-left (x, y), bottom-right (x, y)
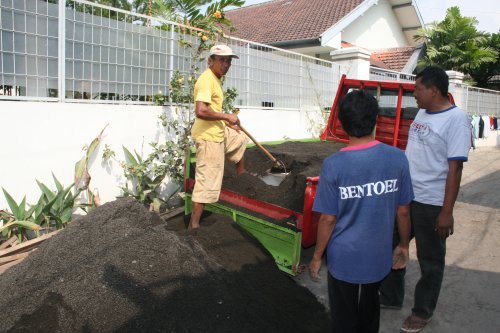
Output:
top-left (225, 0), bottom-right (424, 73)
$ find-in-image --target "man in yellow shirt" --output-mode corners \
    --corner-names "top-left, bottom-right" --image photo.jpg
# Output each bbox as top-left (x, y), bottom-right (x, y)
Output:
top-left (188, 44), bottom-right (249, 230)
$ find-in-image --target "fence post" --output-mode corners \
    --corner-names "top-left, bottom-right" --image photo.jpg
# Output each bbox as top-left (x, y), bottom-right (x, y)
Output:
top-left (465, 86), bottom-right (469, 113)
top-left (299, 55), bottom-right (303, 110)
top-left (477, 88), bottom-right (479, 115)
top-left (330, 47), bottom-right (371, 80)
top-left (168, 23), bottom-right (174, 95)
top-left (246, 43), bottom-right (250, 107)
top-left (58, 0), bottom-right (66, 102)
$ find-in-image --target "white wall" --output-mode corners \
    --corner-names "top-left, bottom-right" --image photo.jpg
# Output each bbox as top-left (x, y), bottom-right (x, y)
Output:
top-left (474, 131), bottom-right (500, 148)
top-left (0, 101), bottom-right (322, 208)
top-left (3, 100), bottom-right (496, 210)
top-left (343, 1), bottom-right (408, 50)
top-left (0, 101), bottom-right (164, 209)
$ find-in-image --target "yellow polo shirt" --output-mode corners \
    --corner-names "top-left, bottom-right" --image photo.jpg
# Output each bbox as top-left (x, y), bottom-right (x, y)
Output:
top-left (191, 68), bottom-right (225, 142)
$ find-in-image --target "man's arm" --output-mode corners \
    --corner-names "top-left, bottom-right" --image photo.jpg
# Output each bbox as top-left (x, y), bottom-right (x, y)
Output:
top-left (392, 204), bottom-right (411, 269)
top-left (195, 101), bottom-right (239, 125)
top-left (436, 160), bottom-right (463, 238)
top-left (309, 213), bottom-right (336, 280)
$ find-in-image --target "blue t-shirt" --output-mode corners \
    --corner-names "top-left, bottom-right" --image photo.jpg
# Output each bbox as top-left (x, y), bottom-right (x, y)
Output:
top-left (313, 141), bottom-right (414, 284)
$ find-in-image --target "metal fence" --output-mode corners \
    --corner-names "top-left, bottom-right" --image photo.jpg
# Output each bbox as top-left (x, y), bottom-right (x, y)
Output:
top-left (0, 0), bottom-right (340, 111)
top-left (450, 84), bottom-right (500, 117)
top-left (370, 67), bottom-right (416, 83)
top-left (370, 67), bottom-right (500, 117)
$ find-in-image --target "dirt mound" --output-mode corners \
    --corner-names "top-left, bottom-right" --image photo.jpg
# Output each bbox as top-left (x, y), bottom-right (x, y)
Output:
top-left (0, 198), bottom-right (331, 332)
top-left (223, 140), bottom-right (346, 212)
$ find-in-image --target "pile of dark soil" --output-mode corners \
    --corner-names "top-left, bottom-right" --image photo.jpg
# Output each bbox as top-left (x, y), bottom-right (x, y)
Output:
top-left (223, 140), bottom-right (346, 212)
top-left (0, 198), bottom-right (331, 332)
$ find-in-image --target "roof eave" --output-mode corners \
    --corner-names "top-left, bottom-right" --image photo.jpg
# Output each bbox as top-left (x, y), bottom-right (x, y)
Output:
top-left (320, 0), bottom-right (379, 47)
top-left (390, 0), bottom-right (424, 45)
top-left (268, 38), bottom-right (321, 49)
top-left (401, 43), bottom-right (424, 73)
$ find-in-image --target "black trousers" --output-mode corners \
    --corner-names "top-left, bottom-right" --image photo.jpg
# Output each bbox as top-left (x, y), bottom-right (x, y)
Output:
top-left (328, 274), bottom-right (381, 333)
top-left (379, 201), bottom-right (445, 318)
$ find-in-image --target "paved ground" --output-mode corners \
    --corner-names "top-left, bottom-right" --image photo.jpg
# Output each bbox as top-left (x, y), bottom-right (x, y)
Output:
top-left (293, 146), bottom-right (500, 333)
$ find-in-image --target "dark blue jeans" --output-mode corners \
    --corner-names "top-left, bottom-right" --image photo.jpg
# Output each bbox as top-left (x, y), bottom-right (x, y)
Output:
top-left (379, 201), bottom-right (446, 319)
top-left (329, 274), bottom-right (381, 333)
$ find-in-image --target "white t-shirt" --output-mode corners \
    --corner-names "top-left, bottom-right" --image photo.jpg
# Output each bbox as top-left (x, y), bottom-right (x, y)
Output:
top-left (406, 106), bottom-right (471, 206)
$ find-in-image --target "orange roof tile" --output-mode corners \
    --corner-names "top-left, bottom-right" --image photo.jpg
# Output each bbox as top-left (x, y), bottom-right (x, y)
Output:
top-left (371, 46), bottom-right (417, 72)
top-left (225, 0), bottom-right (364, 45)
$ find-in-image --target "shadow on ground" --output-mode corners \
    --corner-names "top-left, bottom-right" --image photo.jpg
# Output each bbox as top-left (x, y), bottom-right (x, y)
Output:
top-left (458, 170), bottom-right (500, 209)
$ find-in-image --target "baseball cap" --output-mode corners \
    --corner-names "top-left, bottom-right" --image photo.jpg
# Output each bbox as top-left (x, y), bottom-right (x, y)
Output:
top-left (209, 44), bottom-right (239, 59)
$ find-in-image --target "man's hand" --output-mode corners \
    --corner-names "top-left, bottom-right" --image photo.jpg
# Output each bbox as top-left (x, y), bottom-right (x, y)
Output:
top-left (225, 123), bottom-right (241, 133)
top-left (392, 245), bottom-right (409, 270)
top-left (225, 113), bottom-right (240, 126)
top-left (309, 256), bottom-right (322, 282)
top-left (436, 210), bottom-right (454, 239)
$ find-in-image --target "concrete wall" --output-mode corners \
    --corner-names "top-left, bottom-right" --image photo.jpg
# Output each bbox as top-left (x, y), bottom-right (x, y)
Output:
top-left (0, 101), bottom-right (322, 208)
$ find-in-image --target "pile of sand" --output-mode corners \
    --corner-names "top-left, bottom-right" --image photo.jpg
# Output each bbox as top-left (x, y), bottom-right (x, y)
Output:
top-left (0, 198), bottom-right (330, 332)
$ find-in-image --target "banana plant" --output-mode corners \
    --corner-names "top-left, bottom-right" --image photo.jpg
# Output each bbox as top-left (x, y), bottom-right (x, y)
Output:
top-left (74, 125), bottom-right (108, 191)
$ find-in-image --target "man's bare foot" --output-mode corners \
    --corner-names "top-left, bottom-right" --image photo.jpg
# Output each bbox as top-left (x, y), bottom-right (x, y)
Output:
top-left (237, 170), bottom-right (258, 177)
top-left (187, 221), bottom-right (199, 230)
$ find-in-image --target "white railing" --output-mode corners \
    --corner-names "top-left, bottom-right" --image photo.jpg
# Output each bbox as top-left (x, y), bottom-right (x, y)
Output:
top-left (370, 67), bottom-right (416, 83)
top-left (1, 0), bottom-right (497, 115)
top-left (370, 67), bottom-right (500, 117)
top-left (0, 0), bottom-right (341, 111)
top-left (450, 84), bottom-right (500, 117)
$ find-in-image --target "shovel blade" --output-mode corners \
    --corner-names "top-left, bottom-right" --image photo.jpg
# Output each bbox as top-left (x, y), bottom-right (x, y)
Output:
top-left (259, 172), bottom-right (288, 186)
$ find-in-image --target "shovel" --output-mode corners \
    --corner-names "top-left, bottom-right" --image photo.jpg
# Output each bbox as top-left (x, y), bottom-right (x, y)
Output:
top-left (237, 124), bottom-right (289, 186)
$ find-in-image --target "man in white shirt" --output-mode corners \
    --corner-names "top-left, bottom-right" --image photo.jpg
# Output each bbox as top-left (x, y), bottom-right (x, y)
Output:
top-left (379, 66), bottom-right (472, 333)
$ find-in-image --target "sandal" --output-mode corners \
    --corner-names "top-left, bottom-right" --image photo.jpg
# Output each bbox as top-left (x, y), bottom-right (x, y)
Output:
top-left (400, 314), bottom-right (432, 333)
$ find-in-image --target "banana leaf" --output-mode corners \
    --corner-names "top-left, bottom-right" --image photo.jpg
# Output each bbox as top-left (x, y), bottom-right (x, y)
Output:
top-left (74, 124), bottom-right (108, 190)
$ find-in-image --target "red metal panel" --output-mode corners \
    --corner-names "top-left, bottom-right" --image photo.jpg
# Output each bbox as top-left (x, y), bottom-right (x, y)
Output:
top-left (322, 77), bottom-right (418, 149)
top-left (393, 85), bottom-right (404, 147)
top-left (301, 177), bottom-right (319, 248)
top-left (219, 188), bottom-right (303, 222)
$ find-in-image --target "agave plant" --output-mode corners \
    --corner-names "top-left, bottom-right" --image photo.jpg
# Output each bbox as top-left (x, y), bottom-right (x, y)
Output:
top-left (0, 189), bottom-right (43, 241)
top-left (36, 173), bottom-right (88, 229)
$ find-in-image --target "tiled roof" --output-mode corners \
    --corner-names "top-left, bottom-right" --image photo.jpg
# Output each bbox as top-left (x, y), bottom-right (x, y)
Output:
top-left (340, 42), bottom-right (415, 72)
top-left (371, 46), bottom-right (417, 72)
top-left (370, 53), bottom-right (390, 70)
top-left (225, 0), bottom-right (364, 45)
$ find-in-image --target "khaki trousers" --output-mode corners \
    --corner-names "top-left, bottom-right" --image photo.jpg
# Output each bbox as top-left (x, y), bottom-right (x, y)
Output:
top-left (192, 127), bottom-right (248, 203)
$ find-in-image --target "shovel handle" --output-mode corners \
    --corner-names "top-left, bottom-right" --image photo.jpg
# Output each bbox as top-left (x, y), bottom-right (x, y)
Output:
top-left (237, 125), bottom-right (278, 163)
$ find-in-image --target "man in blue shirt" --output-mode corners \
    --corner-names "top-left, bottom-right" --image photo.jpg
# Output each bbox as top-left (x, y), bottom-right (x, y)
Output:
top-left (309, 90), bottom-right (414, 333)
